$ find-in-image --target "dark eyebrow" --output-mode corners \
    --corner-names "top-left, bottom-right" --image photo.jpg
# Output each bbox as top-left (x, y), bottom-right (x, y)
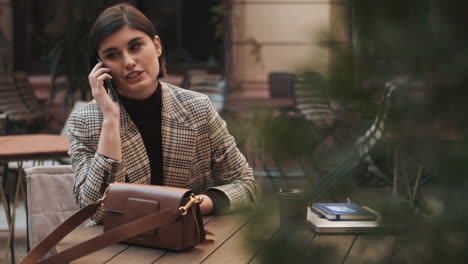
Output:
top-left (128, 37), bottom-right (143, 45)
top-left (101, 37), bottom-right (144, 55)
top-left (101, 47), bottom-right (117, 56)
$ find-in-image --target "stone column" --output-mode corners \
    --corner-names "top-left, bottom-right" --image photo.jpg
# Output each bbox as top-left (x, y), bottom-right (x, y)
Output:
top-left (229, 0), bottom-right (348, 99)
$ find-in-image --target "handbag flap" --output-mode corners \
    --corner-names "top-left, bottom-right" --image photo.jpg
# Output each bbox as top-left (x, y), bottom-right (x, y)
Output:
top-left (103, 183), bottom-right (192, 213)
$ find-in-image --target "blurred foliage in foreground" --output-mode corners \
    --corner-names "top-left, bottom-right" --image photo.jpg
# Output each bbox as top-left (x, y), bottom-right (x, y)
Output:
top-left (227, 1), bottom-right (468, 263)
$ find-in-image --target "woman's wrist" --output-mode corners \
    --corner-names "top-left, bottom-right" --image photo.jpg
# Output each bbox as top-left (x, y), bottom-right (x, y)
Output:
top-left (199, 194), bottom-right (213, 215)
top-left (98, 117), bottom-right (122, 160)
top-left (101, 102), bottom-right (120, 121)
top-left (102, 115), bottom-right (120, 127)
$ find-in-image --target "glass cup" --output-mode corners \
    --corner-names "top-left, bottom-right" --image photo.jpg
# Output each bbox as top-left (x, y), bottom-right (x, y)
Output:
top-left (278, 188), bottom-right (307, 229)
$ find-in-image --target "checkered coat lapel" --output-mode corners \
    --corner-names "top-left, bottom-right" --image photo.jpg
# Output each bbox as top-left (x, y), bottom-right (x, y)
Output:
top-left (118, 82), bottom-right (196, 187)
top-left (118, 97), bottom-right (149, 185)
top-left (160, 82), bottom-right (196, 187)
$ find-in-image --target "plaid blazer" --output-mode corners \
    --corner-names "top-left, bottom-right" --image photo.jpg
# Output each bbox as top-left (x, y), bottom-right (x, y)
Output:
top-left (68, 82), bottom-right (258, 223)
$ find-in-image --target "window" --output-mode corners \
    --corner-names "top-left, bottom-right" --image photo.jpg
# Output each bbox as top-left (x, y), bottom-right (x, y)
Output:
top-left (14, 0), bottom-right (224, 74)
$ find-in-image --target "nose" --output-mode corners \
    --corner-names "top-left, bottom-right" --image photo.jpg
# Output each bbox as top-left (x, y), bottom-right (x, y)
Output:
top-left (123, 52), bottom-right (136, 70)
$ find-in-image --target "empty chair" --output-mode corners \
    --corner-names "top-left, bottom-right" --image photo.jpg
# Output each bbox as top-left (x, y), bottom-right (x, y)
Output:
top-left (184, 70), bottom-right (225, 112)
top-left (0, 112), bottom-right (6, 135)
top-left (268, 72), bottom-right (295, 100)
top-left (307, 82), bottom-right (398, 202)
top-left (0, 74), bottom-right (29, 117)
top-left (180, 69), bottom-right (208, 89)
top-left (268, 71), bottom-right (335, 127)
top-left (25, 165), bottom-right (79, 250)
top-left (0, 73), bottom-right (47, 134)
top-left (263, 72), bottom-right (322, 190)
top-left (14, 72), bottom-right (47, 119)
top-left (267, 72), bottom-right (297, 113)
top-left (294, 71), bottom-right (335, 128)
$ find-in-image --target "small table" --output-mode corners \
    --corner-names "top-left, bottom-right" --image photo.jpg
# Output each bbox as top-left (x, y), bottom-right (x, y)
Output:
top-left (52, 212), bottom-right (398, 264)
top-left (0, 134), bottom-right (70, 263)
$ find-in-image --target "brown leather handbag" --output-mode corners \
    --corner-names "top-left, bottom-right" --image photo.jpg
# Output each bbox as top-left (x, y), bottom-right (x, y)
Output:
top-left (21, 183), bottom-right (207, 264)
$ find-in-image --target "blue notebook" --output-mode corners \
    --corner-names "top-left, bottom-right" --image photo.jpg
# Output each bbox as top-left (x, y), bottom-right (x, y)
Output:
top-left (311, 203), bottom-right (377, 221)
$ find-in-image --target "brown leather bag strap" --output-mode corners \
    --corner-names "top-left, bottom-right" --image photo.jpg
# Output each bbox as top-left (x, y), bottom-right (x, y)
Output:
top-left (20, 204), bottom-right (181, 264)
top-left (20, 203), bottom-right (101, 264)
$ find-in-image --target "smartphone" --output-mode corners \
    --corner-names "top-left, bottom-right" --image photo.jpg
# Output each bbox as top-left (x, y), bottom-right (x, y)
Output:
top-left (97, 58), bottom-right (119, 102)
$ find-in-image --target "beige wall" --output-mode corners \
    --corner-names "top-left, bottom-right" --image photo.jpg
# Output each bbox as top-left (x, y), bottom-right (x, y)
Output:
top-left (230, 0), bottom-right (348, 97)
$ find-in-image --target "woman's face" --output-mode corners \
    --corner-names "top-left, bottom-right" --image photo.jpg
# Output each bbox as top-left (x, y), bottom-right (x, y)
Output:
top-left (98, 25), bottom-right (162, 99)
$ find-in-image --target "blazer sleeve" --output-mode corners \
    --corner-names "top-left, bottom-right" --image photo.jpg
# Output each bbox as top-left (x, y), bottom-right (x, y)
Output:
top-left (67, 109), bottom-right (126, 222)
top-left (204, 97), bottom-right (259, 211)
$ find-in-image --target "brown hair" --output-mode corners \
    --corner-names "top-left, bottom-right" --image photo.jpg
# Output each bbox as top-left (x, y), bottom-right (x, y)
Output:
top-left (88, 3), bottom-right (166, 78)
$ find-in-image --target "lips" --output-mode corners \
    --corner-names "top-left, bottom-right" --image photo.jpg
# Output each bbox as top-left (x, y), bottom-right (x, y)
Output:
top-left (125, 71), bottom-right (143, 80)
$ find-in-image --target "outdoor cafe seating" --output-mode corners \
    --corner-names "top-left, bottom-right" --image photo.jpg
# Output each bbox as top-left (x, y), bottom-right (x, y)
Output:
top-left (0, 72), bottom-right (48, 135)
top-left (20, 164), bottom-right (399, 264)
top-left (0, 70), bottom-right (428, 263)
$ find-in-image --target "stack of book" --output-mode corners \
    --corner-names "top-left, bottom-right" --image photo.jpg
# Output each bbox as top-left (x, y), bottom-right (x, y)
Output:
top-left (307, 202), bottom-right (380, 233)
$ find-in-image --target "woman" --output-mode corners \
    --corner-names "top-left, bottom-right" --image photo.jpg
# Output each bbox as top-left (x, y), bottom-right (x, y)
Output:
top-left (68, 3), bottom-right (258, 223)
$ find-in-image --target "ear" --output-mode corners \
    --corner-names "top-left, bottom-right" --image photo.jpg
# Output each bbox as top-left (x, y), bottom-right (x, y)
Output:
top-left (153, 36), bottom-right (162, 57)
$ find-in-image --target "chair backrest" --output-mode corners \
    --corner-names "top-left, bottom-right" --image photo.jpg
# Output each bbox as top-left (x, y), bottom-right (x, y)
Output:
top-left (355, 82), bottom-right (398, 157)
top-left (181, 69), bottom-right (208, 89)
top-left (0, 113), bottom-right (6, 135)
top-left (307, 82), bottom-right (398, 202)
top-left (25, 165), bottom-right (79, 249)
top-left (14, 72), bottom-right (44, 113)
top-left (268, 72), bottom-right (295, 99)
top-left (0, 74), bottom-right (27, 113)
top-left (185, 70), bottom-right (225, 112)
top-left (294, 71), bottom-right (335, 127)
top-left (0, 73), bottom-right (45, 133)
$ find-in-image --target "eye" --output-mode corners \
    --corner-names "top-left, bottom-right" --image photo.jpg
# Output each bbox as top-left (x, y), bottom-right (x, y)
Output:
top-left (130, 42), bottom-right (142, 51)
top-left (105, 52), bottom-right (119, 59)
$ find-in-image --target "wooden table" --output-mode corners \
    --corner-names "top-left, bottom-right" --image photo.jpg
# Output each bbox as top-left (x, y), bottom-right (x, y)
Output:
top-left (0, 134), bottom-right (70, 161)
top-left (53, 210), bottom-right (398, 264)
top-left (0, 134), bottom-right (70, 263)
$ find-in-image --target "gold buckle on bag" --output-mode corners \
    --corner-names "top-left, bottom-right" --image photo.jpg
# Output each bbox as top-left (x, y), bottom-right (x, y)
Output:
top-left (179, 193), bottom-right (203, 215)
top-left (98, 184), bottom-right (112, 205)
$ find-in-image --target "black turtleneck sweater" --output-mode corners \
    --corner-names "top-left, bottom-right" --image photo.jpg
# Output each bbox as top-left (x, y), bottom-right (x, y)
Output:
top-left (120, 83), bottom-right (229, 213)
top-left (121, 84), bottom-right (163, 185)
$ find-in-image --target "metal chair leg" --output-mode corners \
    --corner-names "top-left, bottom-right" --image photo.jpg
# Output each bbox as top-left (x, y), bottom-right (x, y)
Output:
top-left (1, 177), bottom-right (12, 264)
top-left (21, 169), bottom-right (30, 252)
top-left (9, 160), bottom-right (24, 264)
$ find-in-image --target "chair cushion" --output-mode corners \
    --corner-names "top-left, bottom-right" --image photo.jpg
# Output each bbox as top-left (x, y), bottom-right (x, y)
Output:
top-left (25, 165), bottom-right (79, 249)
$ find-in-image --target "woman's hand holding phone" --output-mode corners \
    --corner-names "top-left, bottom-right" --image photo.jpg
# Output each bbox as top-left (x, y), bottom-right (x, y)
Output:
top-left (88, 60), bottom-right (120, 121)
top-left (97, 58), bottom-right (119, 103)
top-left (89, 60), bottom-right (123, 161)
